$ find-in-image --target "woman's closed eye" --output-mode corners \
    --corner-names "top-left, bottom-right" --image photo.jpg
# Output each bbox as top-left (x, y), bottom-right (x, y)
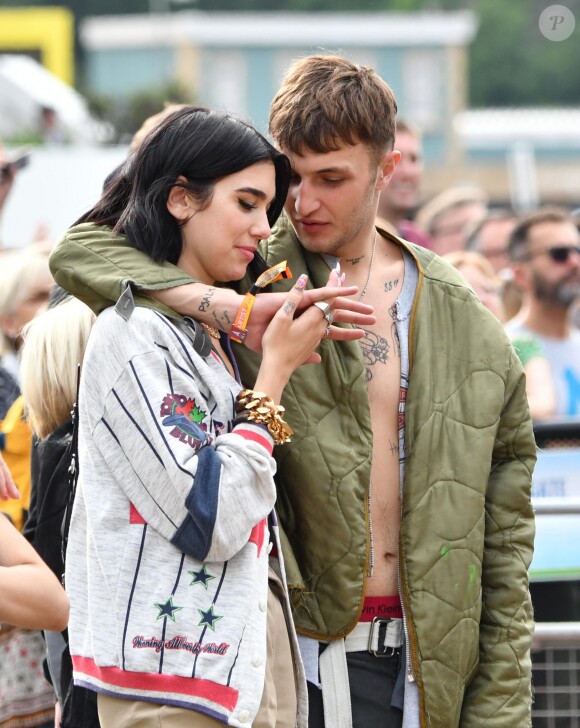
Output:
top-left (238, 198), bottom-right (257, 211)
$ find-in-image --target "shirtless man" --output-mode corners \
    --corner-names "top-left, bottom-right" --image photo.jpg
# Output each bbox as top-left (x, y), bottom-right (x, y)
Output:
top-left (50, 55), bottom-right (535, 728)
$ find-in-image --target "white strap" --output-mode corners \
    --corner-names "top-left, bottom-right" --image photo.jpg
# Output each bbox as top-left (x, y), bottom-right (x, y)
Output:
top-left (319, 639), bottom-right (353, 728)
top-left (318, 619), bottom-right (404, 728)
top-left (345, 619), bottom-right (404, 653)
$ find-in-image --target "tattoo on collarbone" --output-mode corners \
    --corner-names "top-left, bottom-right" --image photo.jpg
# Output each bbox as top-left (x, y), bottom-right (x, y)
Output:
top-left (360, 329), bottom-right (390, 381)
top-left (198, 287), bottom-right (216, 313)
top-left (283, 301), bottom-right (296, 316)
top-left (345, 254), bottom-right (365, 265)
top-left (384, 278), bottom-right (399, 293)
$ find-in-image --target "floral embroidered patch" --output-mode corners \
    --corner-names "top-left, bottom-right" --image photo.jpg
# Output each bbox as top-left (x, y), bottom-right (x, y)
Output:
top-left (160, 393), bottom-right (212, 450)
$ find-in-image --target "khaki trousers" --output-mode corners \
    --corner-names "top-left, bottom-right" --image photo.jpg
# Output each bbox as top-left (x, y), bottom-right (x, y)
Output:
top-left (98, 577), bottom-right (297, 727)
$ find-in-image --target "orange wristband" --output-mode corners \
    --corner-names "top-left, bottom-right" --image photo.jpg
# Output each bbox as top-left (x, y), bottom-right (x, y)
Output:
top-left (230, 261), bottom-right (292, 344)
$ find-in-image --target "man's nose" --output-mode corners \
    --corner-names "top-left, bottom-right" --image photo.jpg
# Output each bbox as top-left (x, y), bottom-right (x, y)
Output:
top-left (294, 182), bottom-right (320, 217)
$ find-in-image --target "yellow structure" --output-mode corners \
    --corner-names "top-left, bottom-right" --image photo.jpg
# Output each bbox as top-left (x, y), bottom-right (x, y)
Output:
top-left (0, 6), bottom-right (74, 85)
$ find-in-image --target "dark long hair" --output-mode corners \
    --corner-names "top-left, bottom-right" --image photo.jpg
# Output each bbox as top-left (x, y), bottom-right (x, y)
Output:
top-left (77, 107), bottom-right (291, 278)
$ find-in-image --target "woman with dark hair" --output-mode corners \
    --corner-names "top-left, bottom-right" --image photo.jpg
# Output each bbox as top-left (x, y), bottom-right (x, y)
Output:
top-left (62, 107), bottom-right (356, 728)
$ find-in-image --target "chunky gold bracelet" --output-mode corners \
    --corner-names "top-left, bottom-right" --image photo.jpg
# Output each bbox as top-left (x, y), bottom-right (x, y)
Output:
top-left (235, 389), bottom-right (293, 445)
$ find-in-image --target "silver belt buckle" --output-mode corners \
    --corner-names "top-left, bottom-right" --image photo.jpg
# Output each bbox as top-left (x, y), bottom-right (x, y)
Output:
top-left (368, 617), bottom-right (398, 657)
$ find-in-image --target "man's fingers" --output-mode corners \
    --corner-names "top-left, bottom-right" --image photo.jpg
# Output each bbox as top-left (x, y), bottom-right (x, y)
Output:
top-left (327, 326), bottom-right (368, 341)
top-left (331, 310), bottom-right (377, 326)
top-left (280, 274), bottom-right (309, 318)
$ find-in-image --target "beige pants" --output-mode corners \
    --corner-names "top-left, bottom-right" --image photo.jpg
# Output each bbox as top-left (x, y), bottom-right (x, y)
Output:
top-left (98, 578), bottom-right (297, 727)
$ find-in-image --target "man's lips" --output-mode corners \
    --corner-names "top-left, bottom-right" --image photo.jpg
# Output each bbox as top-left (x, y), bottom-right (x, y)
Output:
top-left (295, 220), bottom-right (328, 231)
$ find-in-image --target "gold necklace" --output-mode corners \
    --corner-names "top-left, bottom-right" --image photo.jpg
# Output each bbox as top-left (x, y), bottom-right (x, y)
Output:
top-left (358, 229), bottom-right (378, 301)
top-left (202, 323), bottom-right (221, 340)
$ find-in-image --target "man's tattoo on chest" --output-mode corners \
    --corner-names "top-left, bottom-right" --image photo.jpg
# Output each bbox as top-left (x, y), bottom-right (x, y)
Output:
top-left (360, 329), bottom-right (390, 381)
top-left (198, 288), bottom-right (216, 313)
top-left (389, 305), bottom-right (401, 358)
top-left (384, 278), bottom-right (399, 293)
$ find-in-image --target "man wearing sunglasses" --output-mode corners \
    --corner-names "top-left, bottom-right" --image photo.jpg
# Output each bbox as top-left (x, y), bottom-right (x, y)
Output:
top-left (506, 208), bottom-right (580, 416)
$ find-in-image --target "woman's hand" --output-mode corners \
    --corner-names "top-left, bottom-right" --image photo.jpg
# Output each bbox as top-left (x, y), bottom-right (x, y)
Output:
top-left (254, 273), bottom-right (366, 403)
top-left (243, 268), bottom-right (376, 353)
top-left (0, 454), bottom-right (19, 501)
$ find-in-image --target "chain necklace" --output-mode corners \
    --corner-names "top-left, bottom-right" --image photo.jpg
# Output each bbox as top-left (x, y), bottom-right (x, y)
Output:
top-left (202, 323), bottom-right (221, 340)
top-left (358, 229), bottom-right (378, 301)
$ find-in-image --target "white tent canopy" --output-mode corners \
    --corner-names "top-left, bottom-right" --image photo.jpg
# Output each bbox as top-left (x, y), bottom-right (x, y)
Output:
top-left (0, 54), bottom-right (110, 143)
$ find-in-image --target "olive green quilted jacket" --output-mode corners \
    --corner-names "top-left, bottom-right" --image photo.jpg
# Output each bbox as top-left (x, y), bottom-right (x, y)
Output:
top-left (50, 220), bottom-right (536, 727)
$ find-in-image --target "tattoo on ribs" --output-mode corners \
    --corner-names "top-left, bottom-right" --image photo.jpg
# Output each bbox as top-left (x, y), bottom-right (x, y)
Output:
top-left (198, 288), bottom-right (216, 313)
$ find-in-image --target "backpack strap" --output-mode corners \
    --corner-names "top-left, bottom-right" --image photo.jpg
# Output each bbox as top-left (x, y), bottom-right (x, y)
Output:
top-left (60, 364), bottom-right (81, 587)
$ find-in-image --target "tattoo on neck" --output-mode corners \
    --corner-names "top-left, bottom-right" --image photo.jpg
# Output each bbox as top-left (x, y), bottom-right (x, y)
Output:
top-left (199, 288), bottom-right (216, 313)
top-left (345, 254), bottom-right (365, 265)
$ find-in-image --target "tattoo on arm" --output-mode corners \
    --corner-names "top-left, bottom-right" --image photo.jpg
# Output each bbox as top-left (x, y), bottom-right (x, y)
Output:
top-left (283, 301), bottom-right (296, 316)
top-left (389, 439), bottom-right (399, 456)
top-left (360, 329), bottom-right (390, 382)
top-left (211, 309), bottom-right (232, 331)
top-left (198, 287), bottom-right (216, 313)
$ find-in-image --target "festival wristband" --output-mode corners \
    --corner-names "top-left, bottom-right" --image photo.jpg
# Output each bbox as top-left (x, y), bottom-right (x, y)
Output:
top-left (230, 261), bottom-right (292, 343)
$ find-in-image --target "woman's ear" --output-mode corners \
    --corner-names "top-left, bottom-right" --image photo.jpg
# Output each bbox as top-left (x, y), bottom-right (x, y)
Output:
top-left (167, 177), bottom-right (195, 221)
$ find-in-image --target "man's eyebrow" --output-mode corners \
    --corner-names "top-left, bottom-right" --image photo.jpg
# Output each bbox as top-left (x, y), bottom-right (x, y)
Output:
top-left (236, 186), bottom-right (267, 199)
top-left (315, 166), bottom-right (350, 174)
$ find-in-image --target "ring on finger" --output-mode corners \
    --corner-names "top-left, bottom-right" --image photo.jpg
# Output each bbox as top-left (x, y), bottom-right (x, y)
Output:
top-left (324, 312), bottom-right (334, 325)
top-left (323, 326), bottom-right (331, 338)
top-left (314, 300), bottom-right (332, 317)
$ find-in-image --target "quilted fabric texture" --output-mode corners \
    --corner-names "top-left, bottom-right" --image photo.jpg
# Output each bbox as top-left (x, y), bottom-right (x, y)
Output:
top-left (237, 223), bottom-right (536, 727)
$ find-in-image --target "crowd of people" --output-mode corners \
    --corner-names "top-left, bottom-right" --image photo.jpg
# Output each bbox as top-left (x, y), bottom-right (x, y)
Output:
top-left (0, 52), bottom-right (578, 728)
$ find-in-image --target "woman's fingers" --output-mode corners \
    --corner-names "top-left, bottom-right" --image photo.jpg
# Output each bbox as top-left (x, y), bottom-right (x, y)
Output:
top-left (0, 455), bottom-right (19, 501)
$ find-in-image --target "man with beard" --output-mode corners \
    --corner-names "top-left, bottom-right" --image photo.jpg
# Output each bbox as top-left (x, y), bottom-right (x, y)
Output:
top-left (506, 207), bottom-right (580, 416)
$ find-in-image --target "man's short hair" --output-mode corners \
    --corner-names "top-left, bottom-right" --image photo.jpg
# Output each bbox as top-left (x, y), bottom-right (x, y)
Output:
top-left (508, 207), bottom-right (572, 261)
top-left (466, 209), bottom-right (516, 251)
top-left (269, 54), bottom-right (397, 161)
top-left (395, 117), bottom-right (421, 140)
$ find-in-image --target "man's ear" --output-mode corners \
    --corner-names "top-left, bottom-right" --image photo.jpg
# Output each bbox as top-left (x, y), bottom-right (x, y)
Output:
top-left (377, 150), bottom-right (401, 192)
top-left (167, 177), bottom-right (195, 221)
top-left (509, 262), bottom-right (531, 291)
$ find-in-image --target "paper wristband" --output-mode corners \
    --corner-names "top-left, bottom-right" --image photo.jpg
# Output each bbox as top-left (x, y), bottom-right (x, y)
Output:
top-left (230, 261), bottom-right (292, 343)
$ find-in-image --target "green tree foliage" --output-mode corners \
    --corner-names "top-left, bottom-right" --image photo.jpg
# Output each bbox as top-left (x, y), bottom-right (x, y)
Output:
top-left (2, 0), bottom-right (579, 106)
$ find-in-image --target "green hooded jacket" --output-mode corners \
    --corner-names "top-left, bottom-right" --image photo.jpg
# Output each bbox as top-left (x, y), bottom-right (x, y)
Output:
top-left (50, 218), bottom-right (536, 727)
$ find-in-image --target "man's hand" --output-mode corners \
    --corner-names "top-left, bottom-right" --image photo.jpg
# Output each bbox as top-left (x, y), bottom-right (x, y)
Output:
top-left (244, 285), bottom-right (375, 353)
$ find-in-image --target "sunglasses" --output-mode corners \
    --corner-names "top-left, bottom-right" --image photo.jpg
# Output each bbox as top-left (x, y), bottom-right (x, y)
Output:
top-left (525, 246), bottom-right (580, 263)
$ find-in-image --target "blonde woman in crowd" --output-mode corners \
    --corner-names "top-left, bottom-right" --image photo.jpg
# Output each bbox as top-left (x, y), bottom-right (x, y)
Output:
top-left (0, 246), bottom-right (57, 728)
top-left (20, 294), bottom-right (97, 728)
top-left (444, 250), bottom-right (555, 419)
